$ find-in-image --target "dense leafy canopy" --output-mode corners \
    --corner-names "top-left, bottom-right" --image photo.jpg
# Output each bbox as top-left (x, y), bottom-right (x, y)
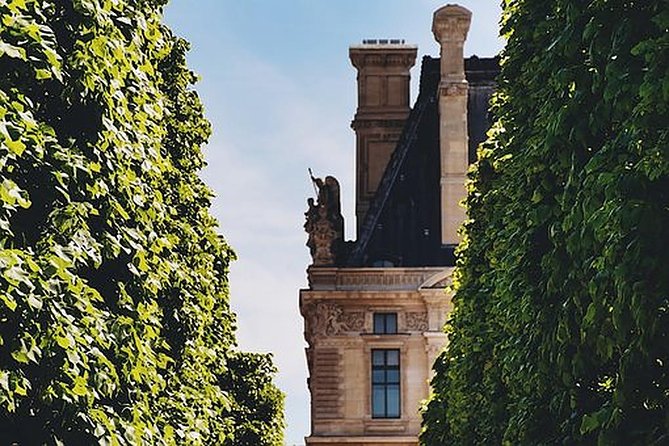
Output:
top-left (221, 352), bottom-right (285, 446)
top-left (0, 0), bottom-right (283, 444)
top-left (422, 0), bottom-right (668, 444)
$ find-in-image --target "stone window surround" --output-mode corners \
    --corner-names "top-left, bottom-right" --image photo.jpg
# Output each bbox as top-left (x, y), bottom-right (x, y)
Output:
top-left (371, 348), bottom-right (401, 418)
top-left (363, 338), bottom-right (410, 433)
top-left (365, 306), bottom-right (418, 334)
top-left (372, 310), bottom-right (399, 335)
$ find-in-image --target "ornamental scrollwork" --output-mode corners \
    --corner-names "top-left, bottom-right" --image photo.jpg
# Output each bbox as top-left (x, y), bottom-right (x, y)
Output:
top-left (405, 311), bottom-right (429, 332)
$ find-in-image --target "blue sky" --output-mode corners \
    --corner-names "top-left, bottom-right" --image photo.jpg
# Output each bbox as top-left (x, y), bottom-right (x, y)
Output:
top-left (163, 2), bottom-right (503, 444)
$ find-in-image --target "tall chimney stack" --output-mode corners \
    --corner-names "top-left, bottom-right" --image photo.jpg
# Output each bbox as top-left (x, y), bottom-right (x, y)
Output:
top-left (432, 5), bottom-right (471, 246)
top-left (349, 40), bottom-right (417, 235)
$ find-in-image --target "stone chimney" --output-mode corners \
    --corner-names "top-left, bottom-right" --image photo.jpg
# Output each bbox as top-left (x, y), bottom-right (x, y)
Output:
top-left (349, 40), bottom-right (417, 235)
top-left (432, 5), bottom-right (472, 246)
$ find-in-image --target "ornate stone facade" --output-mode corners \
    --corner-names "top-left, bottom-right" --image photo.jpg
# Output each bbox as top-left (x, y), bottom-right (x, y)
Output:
top-left (300, 268), bottom-right (452, 445)
top-left (300, 4), bottom-right (492, 446)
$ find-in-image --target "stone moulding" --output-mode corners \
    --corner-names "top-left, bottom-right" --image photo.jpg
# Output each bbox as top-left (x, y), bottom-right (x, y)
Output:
top-left (440, 81), bottom-right (468, 97)
top-left (307, 267), bottom-right (449, 291)
top-left (349, 51), bottom-right (418, 70)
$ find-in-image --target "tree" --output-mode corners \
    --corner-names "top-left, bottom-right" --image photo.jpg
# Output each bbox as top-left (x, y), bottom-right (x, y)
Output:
top-left (221, 352), bottom-right (285, 446)
top-left (422, 0), bottom-right (668, 444)
top-left (0, 0), bottom-right (284, 444)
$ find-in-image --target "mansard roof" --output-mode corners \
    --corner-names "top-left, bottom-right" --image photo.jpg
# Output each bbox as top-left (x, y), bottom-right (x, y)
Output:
top-left (346, 55), bottom-right (500, 267)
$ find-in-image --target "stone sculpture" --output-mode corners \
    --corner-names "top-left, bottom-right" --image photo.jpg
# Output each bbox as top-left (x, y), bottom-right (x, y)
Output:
top-left (305, 173), bottom-right (344, 266)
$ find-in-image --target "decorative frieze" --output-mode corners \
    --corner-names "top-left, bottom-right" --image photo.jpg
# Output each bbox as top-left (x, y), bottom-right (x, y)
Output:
top-left (405, 312), bottom-right (429, 332)
top-left (307, 267), bottom-right (449, 292)
top-left (303, 302), bottom-right (366, 344)
top-left (340, 311), bottom-right (366, 332)
top-left (335, 271), bottom-right (434, 290)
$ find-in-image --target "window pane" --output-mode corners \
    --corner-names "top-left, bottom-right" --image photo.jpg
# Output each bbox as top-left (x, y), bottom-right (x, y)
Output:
top-left (373, 313), bottom-right (398, 334)
top-left (387, 385), bottom-right (400, 417)
top-left (386, 314), bottom-right (397, 334)
top-left (372, 386), bottom-right (385, 417)
top-left (371, 349), bottom-right (401, 419)
top-left (373, 314), bottom-right (385, 334)
top-left (372, 350), bottom-right (385, 365)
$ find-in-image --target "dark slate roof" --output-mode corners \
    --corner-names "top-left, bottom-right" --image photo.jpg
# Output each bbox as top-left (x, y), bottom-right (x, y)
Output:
top-left (346, 55), bottom-right (500, 267)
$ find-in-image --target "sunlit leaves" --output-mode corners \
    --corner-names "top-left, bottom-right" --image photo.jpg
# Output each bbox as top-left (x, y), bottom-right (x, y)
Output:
top-left (0, 0), bottom-right (284, 444)
top-left (422, 0), bottom-right (668, 445)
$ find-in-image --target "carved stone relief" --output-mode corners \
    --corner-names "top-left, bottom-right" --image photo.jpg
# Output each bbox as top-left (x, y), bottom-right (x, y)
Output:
top-left (340, 311), bottom-right (365, 332)
top-left (405, 311), bottom-right (429, 332)
top-left (303, 302), bottom-right (365, 345)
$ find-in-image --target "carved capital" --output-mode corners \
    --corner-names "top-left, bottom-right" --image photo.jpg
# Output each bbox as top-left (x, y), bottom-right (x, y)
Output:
top-left (432, 5), bottom-right (472, 43)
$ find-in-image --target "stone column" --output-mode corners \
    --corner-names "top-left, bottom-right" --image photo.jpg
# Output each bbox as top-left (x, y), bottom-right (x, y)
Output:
top-left (349, 40), bottom-right (417, 234)
top-left (432, 5), bottom-right (472, 246)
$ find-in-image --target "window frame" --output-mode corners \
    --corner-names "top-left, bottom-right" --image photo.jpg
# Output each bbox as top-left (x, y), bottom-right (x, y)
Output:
top-left (373, 312), bottom-right (398, 335)
top-left (371, 348), bottom-right (401, 419)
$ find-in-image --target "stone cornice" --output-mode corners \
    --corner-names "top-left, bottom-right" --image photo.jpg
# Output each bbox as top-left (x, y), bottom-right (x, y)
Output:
top-left (349, 47), bottom-right (417, 71)
top-left (302, 293), bottom-right (422, 306)
top-left (307, 267), bottom-right (448, 292)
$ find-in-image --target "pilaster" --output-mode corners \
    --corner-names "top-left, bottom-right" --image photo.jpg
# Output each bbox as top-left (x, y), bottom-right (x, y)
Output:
top-left (432, 5), bottom-right (472, 245)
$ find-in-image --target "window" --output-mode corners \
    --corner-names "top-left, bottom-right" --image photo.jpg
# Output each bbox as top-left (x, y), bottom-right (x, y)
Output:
top-left (373, 313), bottom-right (397, 334)
top-left (372, 349), bottom-right (400, 418)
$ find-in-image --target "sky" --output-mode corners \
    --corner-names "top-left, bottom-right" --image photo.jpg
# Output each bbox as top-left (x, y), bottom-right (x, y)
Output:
top-left (163, 2), bottom-right (503, 444)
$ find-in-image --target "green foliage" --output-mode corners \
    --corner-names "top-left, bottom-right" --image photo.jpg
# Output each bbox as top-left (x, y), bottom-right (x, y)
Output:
top-left (221, 352), bottom-right (285, 446)
top-left (422, 0), bottom-right (669, 445)
top-left (0, 0), bottom-right (284, 444)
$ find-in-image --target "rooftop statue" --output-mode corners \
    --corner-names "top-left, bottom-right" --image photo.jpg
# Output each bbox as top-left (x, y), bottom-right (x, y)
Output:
top-left (304, 173), bottom-right (344, 266)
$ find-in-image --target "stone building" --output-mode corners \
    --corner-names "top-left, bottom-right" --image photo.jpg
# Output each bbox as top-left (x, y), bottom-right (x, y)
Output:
top-left (300, 5), bottom-right (499, 445)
